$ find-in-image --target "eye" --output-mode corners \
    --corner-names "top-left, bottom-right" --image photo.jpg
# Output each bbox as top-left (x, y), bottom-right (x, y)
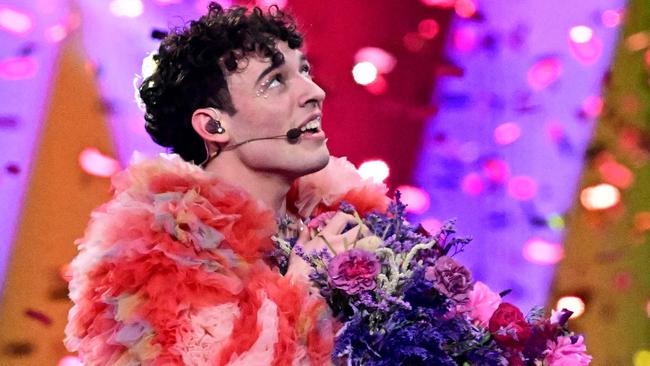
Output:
top-left (300, 63), bottom-right (312, 77)
top-left (267, 73), bottom-right (284, 89)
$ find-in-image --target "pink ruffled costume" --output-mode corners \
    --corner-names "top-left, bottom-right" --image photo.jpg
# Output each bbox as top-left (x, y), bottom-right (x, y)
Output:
top-left (64, 154), bottom-right (388, 365)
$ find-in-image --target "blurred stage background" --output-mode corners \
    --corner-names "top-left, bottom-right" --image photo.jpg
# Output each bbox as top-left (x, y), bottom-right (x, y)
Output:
top-left (0, 0), bottom-right (648, 365)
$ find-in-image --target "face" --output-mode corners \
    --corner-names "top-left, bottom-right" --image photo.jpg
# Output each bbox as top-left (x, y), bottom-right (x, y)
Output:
top-left (216, 41), bottom-right (329, 179)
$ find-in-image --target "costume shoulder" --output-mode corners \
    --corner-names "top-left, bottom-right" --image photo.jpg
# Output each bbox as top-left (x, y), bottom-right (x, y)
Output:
top-left (64, 154), bottom-right (334, 365)
top-left (288, 156), bottom-right (391, 218)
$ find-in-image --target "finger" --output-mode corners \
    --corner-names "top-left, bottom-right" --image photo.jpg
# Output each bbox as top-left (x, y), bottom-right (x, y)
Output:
top-left (319, 212), bottom-right (358, 236)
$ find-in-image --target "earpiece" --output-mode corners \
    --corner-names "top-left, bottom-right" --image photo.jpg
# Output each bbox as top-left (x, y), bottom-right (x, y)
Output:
top-left (206, 118), bottom-right (225, 134)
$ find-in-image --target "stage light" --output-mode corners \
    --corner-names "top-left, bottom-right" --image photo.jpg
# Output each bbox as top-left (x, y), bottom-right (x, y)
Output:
top-left (354, 47), bottom-right (396, 74)
top-left (396, 185), bottom-right (430, 214)
top-left (418, 19), bottom-right (440, 40)
top-left (569, 25), bottom-right (593, 44)
top-left (461, 173), bottom-right (484, 196)
top-left (109, 0), bottom-right (144, 18)
top-left (494, 122), bottom-right (521, 145)
top-left (597, 159), bottom-right (633, 189)
top-left (581, 95), bottom-right (604, 118)
top-left (358, 160), bottom-right (390, 183)
top-left (79, 148), bottom-right (121, 178)
top-left (527, 57), bottom-right (562, 90)
top-left (352, 62), bottom-right (378, 85)
top-left (0, 6), bottom-right (33, 34)
top-left (507, 176), bottom-right (538, 201)
top-left (580, 183), bottom-right (620, 210)
top-left (555, 296), bottom-right (585, 319)
top-left (455, 0), bottom-right (477, 18)
top-left (45, 24), bottom-right (68, 43)
top-left (482, 159), bottom-right (510, 184)
top-left (602, 9), bottom-right (623, 28)
top-left (0, 56), bottom-right (38, 80)
top-left (523, 238), bottom-right (564, 265)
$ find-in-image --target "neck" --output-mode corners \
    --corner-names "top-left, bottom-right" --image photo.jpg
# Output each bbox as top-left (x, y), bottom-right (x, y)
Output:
top-left (204, 153), bottom-right (292, 215)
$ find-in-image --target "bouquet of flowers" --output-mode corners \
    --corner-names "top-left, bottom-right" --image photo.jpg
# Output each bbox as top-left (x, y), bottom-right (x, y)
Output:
top-left (291, 194), bottom-right (592, 366)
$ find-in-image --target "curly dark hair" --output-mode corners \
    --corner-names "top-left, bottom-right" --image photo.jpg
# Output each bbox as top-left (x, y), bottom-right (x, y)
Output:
top-left (138, 3), bottom-right (304, 164)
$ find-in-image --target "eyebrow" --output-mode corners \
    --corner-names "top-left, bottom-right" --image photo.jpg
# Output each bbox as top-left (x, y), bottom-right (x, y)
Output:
top-left (254, 53), bottom-right (309, 84)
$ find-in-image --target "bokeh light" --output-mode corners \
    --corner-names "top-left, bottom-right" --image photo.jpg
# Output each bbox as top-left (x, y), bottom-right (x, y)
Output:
top-left (569, 25), bottom-right (594, 43)
top-left (45, 24), bottom-right (69, 43)
top-left (420, 0), bottom-right (456, 8)
top-left (352, 61), bottom-right (378, 85)
top-left (0, 5), bottom-right (33, 34)
top-left (601, 9), bottom-right (623, 28)
top-left (418, 19), bottom-right (440, 40)
top-left (547, 213), bottom-right (565, 231)
top-left (420, 217), bottom-right (442, 234)
top-left (256, 0), bottom-right (288, 9)
top-left (58, 356), bottom-right (83, 366)
top-left (396, 185), bottom-right (430, 214)
top-left (523, 238), bottom-right (564, 265)
top-left (633, 349), bottom-right (650, 366)
top-left (507, 176), bottom-right (538, 201)
top-left (354, 47), bottom-right (396, 74)
top-left (78, 148), bottom-right (121, 177)
top-left (109, 0), bottom-right (144, 18)
top-left (452, 26), bottom-right (478, 53)
top-left (580, 183), bottom-right (620, 210)
top-left (358, 159), bottom-right (390, 183)
top-left (0, 56), bottom-right (38, 80)
top-left (527, 57), bottom-right (562, 90)
top-left (461, 172), bottom-right (484, 196)
top-left (570, 32), bottom-right (604, 64)
top-left (581, 95), bottom-right (604, 119)
top-left (482, 159), bottom-right (510, 183)
top-left (634, 212), bottom-right (650, 233)
top-left (597, 157), bottom-right (633, 189)
top-left (556, 296), bottom-right (585, 319)
top-left (455, 0), bottom-right (477, 19)
top-left (494, 122), bottom-right (521, 145)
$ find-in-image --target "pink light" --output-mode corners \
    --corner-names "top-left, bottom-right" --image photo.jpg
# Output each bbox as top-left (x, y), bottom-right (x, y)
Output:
top-left (420, 217), bottom-right (442, 234)
top-left (58, 355), bottom-right (83, 366)
top-left (109, 0), bottom-right (144, 18)
top-left (418, 19), bottom-right (440, 40)
top-left (581, 95), bottom-right (604, 118)
top-left (527, 57), bottom-right (562, 90)
top-left (420, 0), bottom-right (456, 8)
top-left (358, 160), bottom-right (390, 183)
top-left (555, 296), bottom-right (585, 319)
top-left (602, 9), bottom-right (623, 28)
top-left (365, 74), bottom-right (388, 95)
top-left (256, 0), bottom-right (287, 9)
top-left (646, 300), bottom-right (650, 318)
top-left (522, 238), bottom-right (564, 265)
top-left (546, 121), bottom-right (565, 143)
top-left (494, 122), bottom-right (521, 145)
top-left (507, 176), bottom-right (538, 201)
top-left (569, 25), bottom-right (593, 43)
top-left (569, 33), bottom-right (603, 65)
top-left (403, 32), bottom-right (426, 53)
top-left (0, 56), bottom-right (38, 80)
top-left (598, 159), bottom-right (634, 189)
top-left (155, 0), bottom-right (182, 4)
top-left (453, 26), bottom-right (478, 53)
top-left (461, 173), bottom-right (484, 196)
top-left (455, 0), bottom-right (477, 18)
top-left (0, 6), bottom-right (33, 34)
top-left (354, 47), bottom-right (396, 74)
top-left (396, 185), bottom-right (430, 214)
top-left (482, 159), bottom-right (510, 184)
top-left (580, 183), bottom-right (620, 210)
top-left (45, 24), bottom-right (68, 43)
top-left (78, 148), bottom-right (121, 178)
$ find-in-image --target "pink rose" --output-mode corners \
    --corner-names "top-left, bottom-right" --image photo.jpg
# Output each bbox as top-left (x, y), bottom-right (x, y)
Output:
top-left (457, 281), bottom-right (502, 326)
top-left (543, 335), bottom-right (592, 366)
top-left (328, 249), bottom-right (380, 295)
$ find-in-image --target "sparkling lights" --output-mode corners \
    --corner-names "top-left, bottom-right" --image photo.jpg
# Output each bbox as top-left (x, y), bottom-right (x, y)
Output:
top-left (352, 61), bottom-right (378, 85)
top-left (522, 238), bottom-right (564, 265)
top-left (580, 183), bottom-right (620, 210)
top-left (569, 25), bottom-right (594, 43)
top-left (358, 160), bottom-right (390, 183)
top-left (494, 122), bottom-right (521, 145)
top-left (555, 296), bottom-right (585, 319)
top-left (0, 5), bottom-right (33, 34)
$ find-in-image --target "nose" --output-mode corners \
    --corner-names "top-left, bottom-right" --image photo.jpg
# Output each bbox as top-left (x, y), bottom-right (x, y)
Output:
top-left (298, 76), bottom-right (326, 109)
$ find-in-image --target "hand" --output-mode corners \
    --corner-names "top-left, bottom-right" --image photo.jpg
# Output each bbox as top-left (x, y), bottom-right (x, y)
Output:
top-left (286, 212), bottom-right (368, 279)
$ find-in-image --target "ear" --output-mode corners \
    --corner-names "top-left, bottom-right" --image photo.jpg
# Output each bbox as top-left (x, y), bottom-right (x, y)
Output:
top-left (191, 107), bottom-right (231, 145)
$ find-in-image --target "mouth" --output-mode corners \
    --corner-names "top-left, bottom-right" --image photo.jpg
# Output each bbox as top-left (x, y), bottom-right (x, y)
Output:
top-left (298, 114), bottom-right (322, 135)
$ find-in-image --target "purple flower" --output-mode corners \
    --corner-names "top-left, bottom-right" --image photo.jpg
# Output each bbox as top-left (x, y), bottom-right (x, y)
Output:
top-left (425, 256), bottom-right (473, 303)
top-left (328, 249), bottom-right (380, 295)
